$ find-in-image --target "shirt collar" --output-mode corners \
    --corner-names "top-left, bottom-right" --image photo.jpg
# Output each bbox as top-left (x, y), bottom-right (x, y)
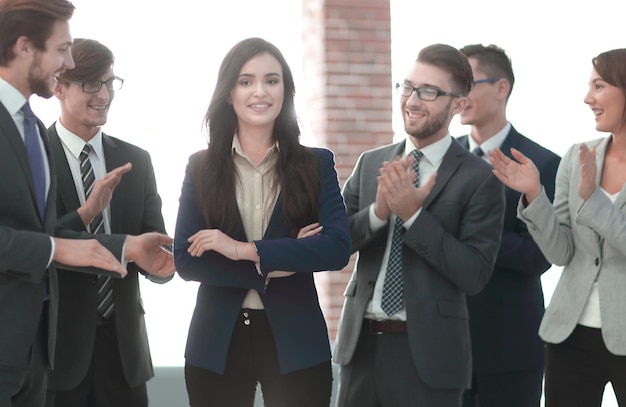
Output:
top-left (54, 120), bottom-right (104, 160)
top-left (468, 122), bottom-right (511, 154)
top-left (0, 76), bottom-right (28, 117)
top-left (405, 133), bottom-right (452, 167)
top-left (231, 133), bottom-right (280, 157)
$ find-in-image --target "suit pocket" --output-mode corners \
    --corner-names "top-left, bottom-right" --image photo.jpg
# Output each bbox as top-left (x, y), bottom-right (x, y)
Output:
top-left (438, 299), bottom-right (468, 319)
top-left (343, 279), bottom-right (357, 297)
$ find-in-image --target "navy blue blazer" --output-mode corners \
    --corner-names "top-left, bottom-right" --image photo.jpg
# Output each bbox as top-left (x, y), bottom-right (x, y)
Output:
top-left (174, 147), bottom-right (351, 374)
top-left (458, 126), bottom-right (560, 372)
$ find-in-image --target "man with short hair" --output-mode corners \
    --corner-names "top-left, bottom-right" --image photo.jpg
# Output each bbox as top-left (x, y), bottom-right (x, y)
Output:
top-left (45, 38), bottom-right (171, 407)
top-left (457, 43), bottom-right (560, 407)
top-left (0, 1), bottom-right (174, 405)
top-left (333, 43), bottom-right (505, 407)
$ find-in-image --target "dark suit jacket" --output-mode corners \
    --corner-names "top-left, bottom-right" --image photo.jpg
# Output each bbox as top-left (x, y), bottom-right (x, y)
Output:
top-left (458, 127), bottom-right (560, 373)
top-left (0, 103), bottom-right (124, 372)
top-left (174, 147), bottom-right (351, 375)
top-left (333, 138), bottom-right (505, 389)
top-left (47, 124), bottom-right (167, 390)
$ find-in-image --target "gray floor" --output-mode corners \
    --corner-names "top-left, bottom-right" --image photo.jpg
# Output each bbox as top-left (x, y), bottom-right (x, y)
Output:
top-left (147, 365), bottom-right (339, 407)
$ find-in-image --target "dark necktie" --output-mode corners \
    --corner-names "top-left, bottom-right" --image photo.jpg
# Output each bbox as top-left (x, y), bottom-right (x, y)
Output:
top-left (22, 102), bottom-right (46, 219)
top-left (472, 146), bottom-right (484, 157)
top-left (79, 144), bottom-right (114, 319)
top-left (381, 149), bottom-right (422, 316)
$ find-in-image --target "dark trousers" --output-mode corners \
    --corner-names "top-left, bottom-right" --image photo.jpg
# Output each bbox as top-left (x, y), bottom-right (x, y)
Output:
top-left (336, 327), bottom-right (461, 407)
top-left (45, 318), bottom-right (148, 407)
top-left (545, 324), bottom-right (626, 407)
top-left (185, 309), bottom-right (332, 407)
top-left (462, 368), bottom-right (543, 407)
top-left (0, 305), bottom-right (47, 407)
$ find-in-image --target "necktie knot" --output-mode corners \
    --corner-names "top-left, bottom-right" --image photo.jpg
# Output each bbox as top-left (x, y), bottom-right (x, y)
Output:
top-left (472, 146), bottom-right (484, 157)
top-left (80, 143), bottom-right (93, 160)
top-left (22, 102), bottom-right (35, 119)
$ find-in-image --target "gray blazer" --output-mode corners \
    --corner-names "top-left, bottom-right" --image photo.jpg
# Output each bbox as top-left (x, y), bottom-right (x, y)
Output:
top-left (519, 136), bottom-right (626, 355)
top-left (333, 138), bottom-right (505, 389)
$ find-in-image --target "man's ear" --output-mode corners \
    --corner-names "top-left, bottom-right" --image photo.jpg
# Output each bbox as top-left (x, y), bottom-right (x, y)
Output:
top-left (14, 36), bottom-right (34, 59)
top-left (54, 81), bottom-right (65, 99)
top-left (496, 79), bottom-right (511, 102)
top-left (451, 96), bottom-right (468, 115)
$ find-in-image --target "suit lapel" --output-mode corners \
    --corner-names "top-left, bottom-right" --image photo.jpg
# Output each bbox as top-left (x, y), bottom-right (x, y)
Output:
top-left (422, 139), bottom-right (465, 208)
top-left (49, 125), bottom-right (82, 217)
top-left (102, 134), bottom-right (126, 233)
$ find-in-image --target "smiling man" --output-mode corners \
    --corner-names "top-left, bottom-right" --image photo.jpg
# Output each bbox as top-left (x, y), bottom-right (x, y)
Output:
top-left (333, 43), bottom-right (505, 407)
top-left (45, 38), bottom-right (171, 407)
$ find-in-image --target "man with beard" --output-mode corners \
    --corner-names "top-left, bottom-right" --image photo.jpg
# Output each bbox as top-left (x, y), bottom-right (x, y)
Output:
top-left (0, 1), bottom-right (174, 406)
top-left (333, 43), bottom-right (505, 406)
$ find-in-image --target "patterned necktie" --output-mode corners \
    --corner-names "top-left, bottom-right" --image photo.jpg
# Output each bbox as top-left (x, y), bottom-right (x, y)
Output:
top-left (79, 144), bottom-right (114, 319)
top-left (22, 102), bottom-right (46, 219)
top-left (381, 149), bottom-right (422, 316)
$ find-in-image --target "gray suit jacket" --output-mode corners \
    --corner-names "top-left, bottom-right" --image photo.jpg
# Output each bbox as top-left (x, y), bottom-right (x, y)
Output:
top-left (519, 136), bottom-right (626, 355)
top-left (333, 138), bottom-right (505, 389)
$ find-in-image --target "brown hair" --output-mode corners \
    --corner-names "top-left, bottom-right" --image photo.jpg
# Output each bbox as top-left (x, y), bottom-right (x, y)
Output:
top-left (0, 0), bottom-right (75, 66)
top-left (460, 43), bottom-right (515, 100)
top-left (56, 38), bottom-right (114, 82)
top-left (593, 49), bottom-right (626, 123)
top-left (417, 44), bottom-right (473, 97)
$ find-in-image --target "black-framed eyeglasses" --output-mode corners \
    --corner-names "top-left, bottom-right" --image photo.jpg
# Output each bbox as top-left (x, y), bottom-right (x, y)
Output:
top-left (396, 82), bottom-right (460, 101)
top-left (473, 78), bottom-right (500, 85)
top-left (56, 76), bottom-right (124, 93)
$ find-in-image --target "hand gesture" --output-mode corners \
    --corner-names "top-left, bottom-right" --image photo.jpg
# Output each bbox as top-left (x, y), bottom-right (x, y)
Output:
top-left (78, 163), bottom-right (132, 226)
top-left (578, 144), bottom-right (597, 201)
top-left (124, 233), bottom-right (175, 278)
top-left (187, 229), bottom-right (238, 259)
top-left (489, 147), bottom-right (542, 203)
top-left (53, 238), bottom-right (127, 277)
top-left (378, 155), bottom-right (436, 221)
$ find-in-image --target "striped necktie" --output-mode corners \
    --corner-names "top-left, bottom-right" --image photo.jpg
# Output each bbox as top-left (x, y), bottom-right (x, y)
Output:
top-left (381, 149), bottom-right (422, 316)
top-left (79, 144), bottom-right (114, 319)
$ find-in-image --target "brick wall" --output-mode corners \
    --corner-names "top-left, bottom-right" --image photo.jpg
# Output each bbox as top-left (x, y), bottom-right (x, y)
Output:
top-left (301, 0), bottom-right (393, 339)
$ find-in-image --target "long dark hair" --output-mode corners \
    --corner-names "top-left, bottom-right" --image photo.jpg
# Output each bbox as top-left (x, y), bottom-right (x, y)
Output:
top-left (194, 37), bottom-right (320, 237)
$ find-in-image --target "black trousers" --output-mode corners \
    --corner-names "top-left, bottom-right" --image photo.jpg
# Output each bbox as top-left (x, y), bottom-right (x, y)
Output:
top-left (185, 309), bottom-right (332, 407)
top-left (0, 303), bottom-right (48, 407)
top-left (462, 367), bottom-right (543, 407)
top-left (45, 317), bottom-right (148, 407)
top-left (545, 324), bottom-right (626, 407)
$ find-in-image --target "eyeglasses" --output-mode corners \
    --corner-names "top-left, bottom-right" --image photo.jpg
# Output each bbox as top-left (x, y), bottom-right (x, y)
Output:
top-left (473, 78), bottom-right (500, 85)
top-left (396, 82), bottom-right (460, 101)
top-left (57, 76), bottom-right (124, 93)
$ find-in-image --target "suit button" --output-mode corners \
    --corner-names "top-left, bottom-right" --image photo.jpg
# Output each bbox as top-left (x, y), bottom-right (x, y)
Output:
top-left (244, 319), bottom-right (251, 326)
top-left (595, 258), bottom-right (600, 266)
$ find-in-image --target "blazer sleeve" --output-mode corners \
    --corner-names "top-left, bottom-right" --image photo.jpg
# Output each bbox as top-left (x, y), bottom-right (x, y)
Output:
top-left (342, 150), bottom-right (387, 253)
top-left (496, 150), bottom-right (561, 277)
top-left (254, 148), bottom-right (351, 274)
top-left (174, 153), bottom-right (270, 292)
top-left (406, 170), bottom-right (505, 295)
top-left (518, 144), bottom-right (577, 266)
top-left (0, 226), bottom-right (52, 283)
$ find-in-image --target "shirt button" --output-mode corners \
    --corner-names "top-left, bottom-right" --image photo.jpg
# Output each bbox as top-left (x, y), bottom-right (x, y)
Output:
top-left (255, 204), bottom-right (261, 210)
top-left (595, 258), bottom-right (600, 266)
top-left (255, 173), bottom-right (260, 178)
